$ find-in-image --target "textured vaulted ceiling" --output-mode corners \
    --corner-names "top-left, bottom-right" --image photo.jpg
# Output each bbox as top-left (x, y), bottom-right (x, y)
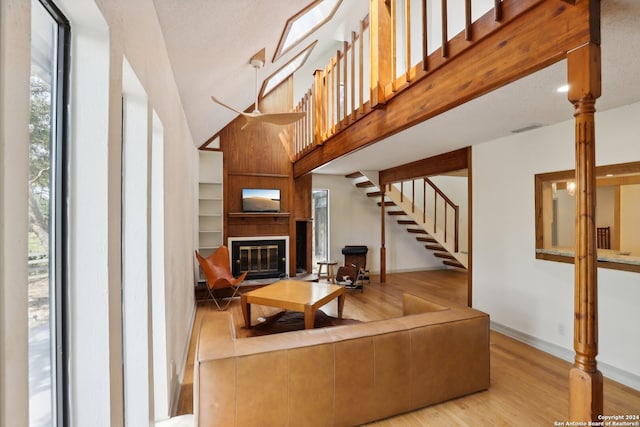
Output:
top-left (153, 0), bottom-right (640, 175)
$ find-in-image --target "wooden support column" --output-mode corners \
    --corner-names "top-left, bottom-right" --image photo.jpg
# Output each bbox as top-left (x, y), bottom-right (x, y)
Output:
top-left (370, 0), bottom-right (392, 108)
top-left (567, 42), bottom-right (602, 423)
top-left (380, 184), bottom-right (387, 283)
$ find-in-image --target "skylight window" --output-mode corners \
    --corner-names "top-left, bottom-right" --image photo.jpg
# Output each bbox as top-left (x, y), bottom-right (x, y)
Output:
top-left (261, 41), bottom-right (317, 98)
top-left (273, 0), bottom-right (342, 61)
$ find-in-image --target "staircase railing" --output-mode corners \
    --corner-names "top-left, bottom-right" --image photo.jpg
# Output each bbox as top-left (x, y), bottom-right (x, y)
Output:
top-left (392, 177), bottom-right (459, 253)
top-left (288, 0), bottom-right (502, 159)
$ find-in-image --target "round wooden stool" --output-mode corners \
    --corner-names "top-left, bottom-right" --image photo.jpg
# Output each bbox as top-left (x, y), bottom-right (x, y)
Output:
top-left (316, 261), bottom-right (337, 283)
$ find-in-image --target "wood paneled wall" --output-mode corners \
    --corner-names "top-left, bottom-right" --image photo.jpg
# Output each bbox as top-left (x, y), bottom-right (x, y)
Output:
top-left (218, 77), bottom-right (311, 275)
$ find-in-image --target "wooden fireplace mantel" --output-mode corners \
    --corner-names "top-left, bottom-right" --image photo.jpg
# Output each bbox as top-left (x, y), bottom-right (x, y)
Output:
top-left (228, 212), bottom-right (291, 219)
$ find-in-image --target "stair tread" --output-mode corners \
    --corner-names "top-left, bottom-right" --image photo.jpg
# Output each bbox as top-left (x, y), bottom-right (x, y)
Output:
top-left (356, 181), bottom-right (375, 188)
top-left (367, 191), bottom-right (382, 197)
top-left (345, 172), bottom-right (363, 178)
top-left (387, 210), bottom-right (405, 215)
top-left (397, 220), bottom-right (417, 225)
top-left (377, 201), bottom-right (396, 206)
top-left (407, 228), bottom-right (428, 234)
top-left (443, 259), bottom-right (466, 269)
top-left (416, 236), bottom-right (437, 243)
top-left (433, 252), bottom-right (455, 259)
top-left (425, 244), bottom-right (445, 250)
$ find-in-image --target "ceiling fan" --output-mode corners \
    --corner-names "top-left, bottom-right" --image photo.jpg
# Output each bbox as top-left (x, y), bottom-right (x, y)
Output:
top-left (211, 49), bottom-right (305, 130)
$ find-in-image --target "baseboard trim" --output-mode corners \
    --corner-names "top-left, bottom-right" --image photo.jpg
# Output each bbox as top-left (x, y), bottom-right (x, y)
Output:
top-left (170, 301), bottom-right (197, 416)
top-left (382, 266), bottom-right (447, 274)
top-left (490, 321), bottom-right (640, 391)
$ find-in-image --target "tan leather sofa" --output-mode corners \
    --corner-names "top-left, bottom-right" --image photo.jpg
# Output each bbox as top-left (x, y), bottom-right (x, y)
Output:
top-left (194, 293), bottom-right (490, 426)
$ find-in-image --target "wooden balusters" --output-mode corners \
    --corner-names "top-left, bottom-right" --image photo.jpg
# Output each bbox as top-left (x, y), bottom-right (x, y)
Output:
top-left (351, 33), bottom-right (356, 120)
top-left (441, 0), bottom-right (449, 57)
top-left (422, 0), bottom-right (429, 71)
top-left (494, 0), bottom-right (503, 21)
top-left (411, 178), bottom-right (415, 213)
top-left (405, 0), bottom-right (411, 81)
top-left (424, 177), bottom-right (459, 252)
top-left (344, 41), bottom-right (349, 124)
top-left (291, 0), bottom-right (514, 159)
top-left (391, 0), bottom-right (397, 87)
top-left (423, 181), bottom-right (426, 223)
top-left (328, 58), bottom-right (335, 136)
top-left (465, 0), bottom-right (472, 41)
top-left (392, 176), bottom-right (460, 254)
top-left (359, 17), bottom-right (366, 114)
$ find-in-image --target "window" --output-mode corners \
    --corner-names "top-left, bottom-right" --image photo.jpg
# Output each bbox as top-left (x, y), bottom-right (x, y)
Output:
top-left (28, 0), bottom-right (70, 425)
top-left (261, 41), bottom-right (317, 99)
top-left (273, 0), bottom-right (342, 61)
top-left (312, 189), bottom-right (329, 271)
top-left (534, 161), bottom-right (640, 273)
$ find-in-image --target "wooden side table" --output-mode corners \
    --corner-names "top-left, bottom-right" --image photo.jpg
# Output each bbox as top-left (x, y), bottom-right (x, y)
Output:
top-left (316, 261), bottom-right (337, 283)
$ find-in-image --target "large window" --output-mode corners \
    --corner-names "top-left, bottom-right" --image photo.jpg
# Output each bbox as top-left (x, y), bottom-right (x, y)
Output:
top-left (28, 0), bottom-right (70, 425)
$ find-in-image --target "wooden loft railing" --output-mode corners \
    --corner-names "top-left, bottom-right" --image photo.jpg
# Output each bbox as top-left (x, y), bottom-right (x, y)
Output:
top-left (290, 0), bottom-right (593, 177)
top-left (288, 0), bottom-right (502, 161)
top-left (293, 15), bottom-right (371, 157)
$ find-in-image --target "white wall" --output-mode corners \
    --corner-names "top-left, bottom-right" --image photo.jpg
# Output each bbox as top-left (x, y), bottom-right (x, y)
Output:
top-left (0, 0), bottom-right (197, 425)
top-left (0, 0), bottom-right (31, 425)
top-left (94, 0), bottom-right (198, 417)
top-left (473, 101), bottom-right (640, 389)
top-left (312, 174), bottom-right (443, 273)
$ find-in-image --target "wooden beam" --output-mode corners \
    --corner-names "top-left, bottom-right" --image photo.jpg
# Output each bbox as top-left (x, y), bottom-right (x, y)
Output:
top-left (379, 147), bottom-right (469, 185)
top-left (567, 41), bottom-right (602, 423)
top-left (293, 0), bottom-right (592, 178)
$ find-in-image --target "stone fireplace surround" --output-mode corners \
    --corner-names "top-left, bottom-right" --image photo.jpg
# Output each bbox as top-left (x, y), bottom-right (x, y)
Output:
top-left (228, 236), bottom-right (289, 280)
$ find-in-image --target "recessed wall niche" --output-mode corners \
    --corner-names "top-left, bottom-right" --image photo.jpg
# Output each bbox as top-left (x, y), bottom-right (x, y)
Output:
top-left (534, 161), bottom-right (640, 273)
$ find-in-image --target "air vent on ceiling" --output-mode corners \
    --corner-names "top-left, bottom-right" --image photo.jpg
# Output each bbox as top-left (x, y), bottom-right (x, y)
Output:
top-left (511, 123), bottom-right (544, 134)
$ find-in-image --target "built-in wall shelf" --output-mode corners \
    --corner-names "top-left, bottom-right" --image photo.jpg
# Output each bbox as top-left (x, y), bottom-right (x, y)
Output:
top-left (198, 151), bottom-right (224, 282)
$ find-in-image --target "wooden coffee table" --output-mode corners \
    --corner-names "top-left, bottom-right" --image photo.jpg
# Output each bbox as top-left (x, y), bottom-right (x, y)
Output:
top-left (241, 280), bottom-right (346, 329)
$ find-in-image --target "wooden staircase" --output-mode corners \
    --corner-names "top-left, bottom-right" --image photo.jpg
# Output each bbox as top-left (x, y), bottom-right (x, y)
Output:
top-left (345, 172), bottom-right (466, 269)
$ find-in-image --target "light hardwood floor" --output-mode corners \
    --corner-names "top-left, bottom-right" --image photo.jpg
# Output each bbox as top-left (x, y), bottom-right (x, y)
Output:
top-left (177, 270), bottom-right (640, 426)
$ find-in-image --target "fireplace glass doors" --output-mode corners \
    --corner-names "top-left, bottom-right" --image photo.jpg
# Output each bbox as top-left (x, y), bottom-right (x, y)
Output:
top-left (231, 239), bottom-right (287, 279)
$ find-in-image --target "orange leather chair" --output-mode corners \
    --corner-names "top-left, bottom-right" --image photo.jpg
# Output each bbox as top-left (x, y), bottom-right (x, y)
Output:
top-left (195, 246), bottom-right (247, 310)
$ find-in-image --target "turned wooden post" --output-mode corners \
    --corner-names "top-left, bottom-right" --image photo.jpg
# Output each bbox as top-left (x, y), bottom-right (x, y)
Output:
top-left (567, 42), bottom-right (603, 422)
top-left (380, 184), bottom-right (387, 283)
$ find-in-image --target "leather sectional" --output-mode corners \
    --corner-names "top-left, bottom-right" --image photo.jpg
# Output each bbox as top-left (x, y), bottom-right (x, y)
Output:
top-left (194, 293), bottom-right (490, 426)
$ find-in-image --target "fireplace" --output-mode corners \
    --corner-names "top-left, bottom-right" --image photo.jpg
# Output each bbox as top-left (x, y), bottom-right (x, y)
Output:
top-left (229, 236), bottom-right (289, 280)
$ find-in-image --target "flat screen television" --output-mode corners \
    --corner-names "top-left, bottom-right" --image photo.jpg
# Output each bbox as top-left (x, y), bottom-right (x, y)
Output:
top-left (242, 188), bottom-right (281, 212)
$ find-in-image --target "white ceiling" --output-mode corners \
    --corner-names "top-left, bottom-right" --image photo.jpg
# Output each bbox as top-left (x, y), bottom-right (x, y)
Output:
top-left (153, 0), bottom-right (640, 175)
